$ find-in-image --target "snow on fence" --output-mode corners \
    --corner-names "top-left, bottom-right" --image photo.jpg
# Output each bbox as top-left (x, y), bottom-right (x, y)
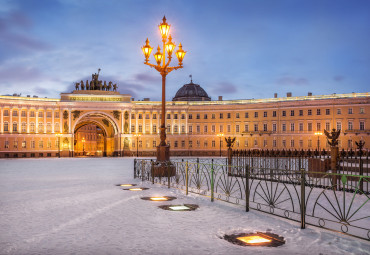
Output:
top-left (134, 158), bottom-right (370, 241)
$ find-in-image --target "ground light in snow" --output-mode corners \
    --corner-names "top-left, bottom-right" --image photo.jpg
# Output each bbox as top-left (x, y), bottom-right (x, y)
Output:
top-left (141, 196), bottom-right (177, 201)
top-left (116, 184), bottom-right (137, 187)
top-left (158, 204), bottom-right (199, 211)
top-left (123, 187), bottom-right (149, 191)
top-left (224, 232), bottom-right (286, 247)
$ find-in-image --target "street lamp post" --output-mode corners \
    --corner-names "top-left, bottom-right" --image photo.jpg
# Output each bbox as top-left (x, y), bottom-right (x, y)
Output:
top-left (141, 16), bottom-right (186, 162)
top-left (217, 133), bottom-right (224, 157)
top-left (82, 137), bottom-right (85, 156)
top-left (314, 132), bottom-right (323, 151)
top-left (56, 133), bottom-right (62, 158)
top-left (134, 134), bottom-right (141, 157)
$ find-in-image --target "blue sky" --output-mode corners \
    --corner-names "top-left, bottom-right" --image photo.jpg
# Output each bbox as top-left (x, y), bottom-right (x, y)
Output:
top-left (0, 0), bottom-right (369, 100)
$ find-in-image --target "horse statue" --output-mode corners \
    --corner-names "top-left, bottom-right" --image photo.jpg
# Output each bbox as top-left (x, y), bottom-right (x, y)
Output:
top-left (75, 82), bottom-right (79, 90)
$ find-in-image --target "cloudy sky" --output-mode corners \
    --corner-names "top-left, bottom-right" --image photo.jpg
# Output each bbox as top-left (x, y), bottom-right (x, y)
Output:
top-left (0, 0), bottom-right (369, 101)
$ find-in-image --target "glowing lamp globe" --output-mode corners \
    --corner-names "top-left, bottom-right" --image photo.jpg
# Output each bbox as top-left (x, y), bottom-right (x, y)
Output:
top-left (165, 35), bottom-right (175, 55)
top-left (141, 38), bottom-right (153, 62)
top-left (176, 43), bottom-right (186, 65)
top-left (159, 16), bottom-right (170, 38)
top-left (154, 46), bottom-right (163, 65)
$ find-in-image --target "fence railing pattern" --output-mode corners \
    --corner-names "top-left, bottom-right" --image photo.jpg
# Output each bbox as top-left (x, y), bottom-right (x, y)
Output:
top-left (134, 158), bottom-right (370, 241)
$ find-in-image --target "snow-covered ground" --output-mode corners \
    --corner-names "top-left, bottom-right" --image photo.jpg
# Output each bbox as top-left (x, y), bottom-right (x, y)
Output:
top-left (0, 158), bottom-right (369, 255)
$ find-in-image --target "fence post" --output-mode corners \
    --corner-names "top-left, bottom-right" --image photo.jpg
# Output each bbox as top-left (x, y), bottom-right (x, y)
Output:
top-left (168, 162), bottom-right (170, 189)
top-left (186, 161), bottom-right (189, 195)
top-left (211, 159), bottom-right (214, 202)
top-left (359, 154), bottom-right (364, 193)
top-left (300, 168), bottom-right (306, 229)
top-left (246, 164), bottom-right (250, 212)
top-left (134, 159), bottom-right (137, 179)
top-left (151, 160), bottom-right (154, 184)
top-left (141, 160), bottom-right (144, 181)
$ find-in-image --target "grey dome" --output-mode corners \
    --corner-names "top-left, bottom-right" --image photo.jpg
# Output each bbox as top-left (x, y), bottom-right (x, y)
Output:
top-left (173, 80), bottom-right (211, 101)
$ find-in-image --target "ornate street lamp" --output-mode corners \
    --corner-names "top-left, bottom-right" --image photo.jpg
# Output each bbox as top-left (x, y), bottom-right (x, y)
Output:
top-left (56, 133), bottom-right (62, 158)
top-left (141, 16), bottom-right (187, 164)
top-left (134, 134), bottom-right (141, 157)
top-left (217, 133), bottom-right (224, 157)
top-left (82, 137), bottom-right (85, 156)
top-left (314, 132), bottom-right (323, 151)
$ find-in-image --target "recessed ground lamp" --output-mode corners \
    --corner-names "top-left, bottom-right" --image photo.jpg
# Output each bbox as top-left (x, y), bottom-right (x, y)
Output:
top-left (123, 187), bottom-right (149, 191)
top-left (224, 232), bottom-right (285, 247)
top-left (116, 184), bottom-right (137, 187)
top-left (141, 196), bottom-right (177, 201)
top-left (158, 204), bottom-right (199, 211)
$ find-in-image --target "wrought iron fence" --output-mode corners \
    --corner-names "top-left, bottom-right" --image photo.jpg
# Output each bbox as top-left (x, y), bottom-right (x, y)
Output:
top-left (134, 158), bottom-right (370, 240)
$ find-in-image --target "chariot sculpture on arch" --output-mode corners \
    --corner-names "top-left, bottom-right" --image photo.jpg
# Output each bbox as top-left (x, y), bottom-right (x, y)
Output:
top-left (74, 68), bottom-right (118, 92)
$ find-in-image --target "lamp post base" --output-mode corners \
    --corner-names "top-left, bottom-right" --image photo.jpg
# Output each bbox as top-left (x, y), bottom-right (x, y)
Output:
top-left (152, 145), bottom-right (176, 177)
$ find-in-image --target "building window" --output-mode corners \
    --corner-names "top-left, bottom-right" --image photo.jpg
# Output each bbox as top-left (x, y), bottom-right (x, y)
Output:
top-left (254, 124), bottom-right (258, 132)
top-left (204, 125), bottom-right (208, 133)
top-left (174, 125), bottom-right (178, 133)
top-left (181, 125), bottom-right (185, 133)
top-left (360, 121), bottom-right (365, 131)
top-left (282, 111), bottom-right (286, 117)
top-left (360, 108), bottom-right (365, 114)
top-left (181, 140), bottom-right (185, 148)
top-left (254, 112), bottom-right (258, 118)
top-left (47, 111), bottom-right (52, 118)
top-left (13, 141), bottom-right (18, 149)
top-left (245, 112), bottom-right (249, 118)
top-left (212, 140), bottom-right (215, 147)
top-left (263, 123), bottom-right (267, 132)
top-left (282, 139), bottom-right (286, 148)
top-left (55, 112), bottom-right (60, 118)
top-left (299, 110), bottom-right (303, 116)
top-left (272, 111), bottom-right (276, 117)
top-left (132, 141), bottom-right (135, 148)
top-left (47, 123), bottom-right (52, 133)
top-left (181, 114), bottom-right (185, 119)
top-left (316, 109), bottom-right (321, 115)
top-left (188, 114), bottom-right (192, 119)
top-left (138, 141), bottom-right (142, 148)
top-left (211, 125), bottom-right (215, 133)
top-left (22, 141), bottom-right (26, 148)
top-left (197, 140), bottom-right (200, 148)
top-left (290, 123), bottom-right (294, 131)
top-left (167, 114), bottom-right (171, 119)
top-left (326, 109), bottom-right (330, 115)
top-left (31, 140), bottom-right (35, 148)
top-left (12, 110), bottom-right (18, 117)
top-left (38, 122), bottom-right (43, 133)
top-left (290, 110), bottom-right (294, 116)
top-left (167, 125), bottom-right (171, 133)
top-left (244, 124), bottom-right (249, 132)
top-left (131, 125), bottom-right (135, 133)
top-left (316, 122), bottom-right (321, 131)
top-left (152, 124), bottom-right (157, 133)
top-left (204, 140), bottom-right (208, 147)
top-left (220, 125), bottom-right (223, 132)
top-left (13, 122), bottom-right (18, 132)
top-left (337, 122), bottom-right (342, 131)
top-left (173, 114), bottom-right (177, 119)
top-left (308, 123), bottom-right (312, 132)
top-left (264, 111), bottom-right (267, 117)
top-left (263, 140), bottom-right (267, 147)
top-left (308, 109), bottom-right (312, 116)
top-left (348, 139), bottom-right (353, 148)
top-left (348, 108), bottom-right (353, 114)
top-left (47, 141), bottom-right (51, 149)
top-left (325, 122), bottom-right (330, 131)
top-left (153, 140), bottom-right (156, 147)
top-left (39, 140), bottom-right (43, 148)
top-left (348, 121), bottom-right (353, 130)
top-left (299, 123), bottom-right (303, 131)
top-left (21, 122), bottom-right (26, 132)
top-left (337, 109), bottom-right (341, 115)
top-left (145, 124), bottom-right (150, 133)
top-left (4, 109), bottom-right (9, 116)
top-left (244, 140), bottom-right (249, 147)
top-left (138, 125), bottom-right (142, 133)
top-left (227, 113), bottom-right (231, 119)
top-left (272, 123), bottom-right (277, 132)
top-left (196, 125), bottom-right (200, 133)
top-left (55, 123), bottom-right (60, 132)
top-left (273, 140), bottom-right (277, 148)
top-left (4, 140), bottom-right (9, 148)
top-left (227, 125), bottom-right (231, 132)
top-left (153, 114), bottom-right (157, 119)
top-left (204, 114), bottom-right (208, 119)
top-left (236, 125), bottom-right (240, 133)
top-left (196, 114), bottom-right (200, 119)
top-left (236, 113), bottom-right (240, 118)
top-left (282, 123), bottom-right (286, 132)
top-left (211, 114), bottom-right (215, 119)
top-left (21, 110), bottom-right (26, 117)
top-left (174, 141), bottom-right (178, 148)
top-left (290, 140), bottom-right (294, 148)
top-left (38, 111), bottom-right (43, 117)
top-left (189, 141), bottom-right (192, 148)
top-left (254, 139), bottom-right (258, 146)
top-left (299, 140), bottom-right (303, 148)
top-left (308, 139), bottom-right (312, 148)
top-left (188, 126), bottom-right (192, 133)
top-left (131, 114), bottom-right (135, 119)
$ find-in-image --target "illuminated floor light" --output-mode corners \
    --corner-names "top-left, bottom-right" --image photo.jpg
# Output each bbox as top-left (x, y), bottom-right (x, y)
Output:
top-left (116, 184), bottom-right (137, 187)
top-left (141, 196), bottom-right (177, 201)
top-left (237, 236), bottom-right (272, 244)
top-left (224, 232), bottom-right (285, 247)
top-left (123, 187), bottom-right (149, 191)
top-left (158, 204), bottom-right (199, 211)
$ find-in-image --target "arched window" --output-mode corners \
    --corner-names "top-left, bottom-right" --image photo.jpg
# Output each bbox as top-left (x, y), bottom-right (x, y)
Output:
top-left (174, 125), bottom-right (178, 133)
top-left (21, 122), bottom-right (26, 132)
top-left (4, 122), bottom-right (9, 132)
top-left (30, 122), bottom-right (35, 132)
top-left (47, 123), bottom-right (52, 133)
top-left (55, 122), bottom-right (60, 132)
top-left (38, 122), bottom-right (43, 133)
top-left (13, 122), bottom-right (18, 132)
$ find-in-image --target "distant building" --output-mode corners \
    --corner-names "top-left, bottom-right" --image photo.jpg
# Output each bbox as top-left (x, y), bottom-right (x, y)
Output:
top-left (0, 74), bottom-right (369, 158)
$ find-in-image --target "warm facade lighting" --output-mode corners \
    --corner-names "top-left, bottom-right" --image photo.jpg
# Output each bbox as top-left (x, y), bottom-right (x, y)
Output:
top-left (237, 236), bottom-right (272, 244)
top-left (154, 46), bottom-right (163, 65)
top-left (150, 197), bottom-right (169, 201)
top-left (141, 38), bottom-right (153, 63)
top-left (158, 16), bottom-right (170, 38)
top-left (129, 188), bottom-right (143, 191)
top-left (165, 35), bottom-right (175, 56)
top-left (314, 132), bottom-right (323, 136)
top-left (120, 184), bottom-right (134, 187)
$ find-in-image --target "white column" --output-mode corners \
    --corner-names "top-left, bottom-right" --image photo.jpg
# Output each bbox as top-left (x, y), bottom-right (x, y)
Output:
top-left (18, 107), bottom-right (21, 133)
top-left (52, 109), bottom-right (55, 133)
top-left (129, 111), bottom-right (132, 133)
top-left (44, 108), bottom-right (46, 133)
top-left (135, 112), bottom-right (138, 133)
top-left (121, 110), bottom-right (124, 133)
top-left (150, 111), bottom-right (153, 135)
top-left (10, 108), bottom-right (13, 134)
top-left (35, 109), bottom-right (39, 134)
top-left (143, 111), bottom-right (146, 134)
top-left (26, 108), bottom-right (30, 133)
top-left (68, 109), bottom-right (71, 133)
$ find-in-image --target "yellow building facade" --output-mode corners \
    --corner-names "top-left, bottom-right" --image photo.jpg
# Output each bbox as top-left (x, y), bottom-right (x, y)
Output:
top-left (0, 87), bottom-right (369, 158)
